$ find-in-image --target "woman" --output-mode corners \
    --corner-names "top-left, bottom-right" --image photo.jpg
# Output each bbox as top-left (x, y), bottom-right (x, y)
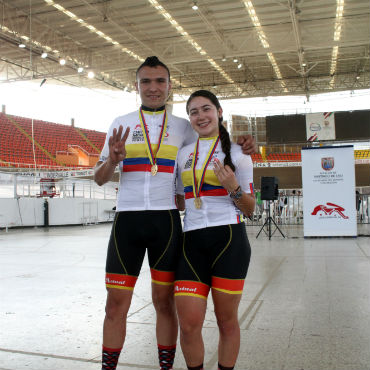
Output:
top-left (175, 90), bottom-right (255, 370)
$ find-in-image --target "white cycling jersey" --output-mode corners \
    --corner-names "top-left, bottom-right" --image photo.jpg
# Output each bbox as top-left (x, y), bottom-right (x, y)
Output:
top-left (100, 106), bottom-right (196, 211)
top-left (177, 138), bottom-right (254, 232)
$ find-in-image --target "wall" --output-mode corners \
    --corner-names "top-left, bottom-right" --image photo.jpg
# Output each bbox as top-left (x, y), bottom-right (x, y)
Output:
top-left (0, 198), bottom-right (115, 229)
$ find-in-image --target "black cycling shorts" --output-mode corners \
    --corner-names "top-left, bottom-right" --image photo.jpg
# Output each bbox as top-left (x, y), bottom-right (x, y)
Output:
top-left (105, 209), bottom-right (182, 291)
top-left (174, 223), bottom-right (251, 299)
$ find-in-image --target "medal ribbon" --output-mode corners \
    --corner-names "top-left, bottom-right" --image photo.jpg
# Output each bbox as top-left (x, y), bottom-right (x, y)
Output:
top-left (139, 108), bottom-right (168, 168)
top-left (191, 136), bottom-right (220, 200)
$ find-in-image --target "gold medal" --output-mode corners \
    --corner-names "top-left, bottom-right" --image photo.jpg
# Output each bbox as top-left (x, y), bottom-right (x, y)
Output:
top-left (191, 137), bottom-right (220, 209)
top-left (151, 164), bottom-right (158, 176)
top-left (139, 108), bottom-right (168, 176)
top-left (194, 197), bottom-right (202, 209)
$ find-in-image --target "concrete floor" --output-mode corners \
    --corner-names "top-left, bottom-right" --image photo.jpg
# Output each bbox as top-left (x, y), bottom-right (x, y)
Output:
top-left (0, 223), bottom-right (369, 370)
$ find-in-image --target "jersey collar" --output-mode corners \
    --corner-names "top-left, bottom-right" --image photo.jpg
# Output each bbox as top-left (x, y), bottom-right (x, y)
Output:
top-left (141, 104), bottom-right (165, 112)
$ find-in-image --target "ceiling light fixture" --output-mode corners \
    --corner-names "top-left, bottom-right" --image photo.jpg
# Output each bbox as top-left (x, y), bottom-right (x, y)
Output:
top-left (237, 63), bottom-right (243, 69)
top-left (19, 43), bottom-right (26, 48)
top-left (59, 58), bottom-right (66, 65)
top-left (222, 56), bottom-right (226, 62)
top-left (192, 1), bottom-right (198, 10)
top-left (87, 71), bottom-right (95, 79)
top-left (233, 58), bottom-right (238, 63)
top-left (148, 0), bottom-right (238, 90)
top-left (41, 52), bottom-right (48, 58)
top-left (242, 0), bottom-right (287, 92)
top-left (330, 0), bottom-right (345, 85)
top-left (77, 67), bottom-right (84, 73)
top-left (43, 0), bottom-right (144, 63)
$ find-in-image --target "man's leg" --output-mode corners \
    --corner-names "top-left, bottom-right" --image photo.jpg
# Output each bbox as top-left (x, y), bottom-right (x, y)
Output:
top-left (152, 283), bottom-right (178, 370)
top-left (102, 287), bottom-right (134, 369)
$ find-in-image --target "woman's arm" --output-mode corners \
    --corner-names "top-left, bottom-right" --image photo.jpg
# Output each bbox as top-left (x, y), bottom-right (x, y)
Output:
top-left (213, 158), bottom-right (255, 217)
top-left (229, 185), bottom-right (255, 217)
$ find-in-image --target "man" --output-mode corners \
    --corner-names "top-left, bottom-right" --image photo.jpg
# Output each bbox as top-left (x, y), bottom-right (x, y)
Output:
top-left (94, 56), bottom-right (256, 370)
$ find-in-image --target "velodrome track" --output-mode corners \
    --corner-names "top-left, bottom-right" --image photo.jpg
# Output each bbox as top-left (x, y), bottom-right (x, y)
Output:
top-left (1, 223), bottom-right (370, 370)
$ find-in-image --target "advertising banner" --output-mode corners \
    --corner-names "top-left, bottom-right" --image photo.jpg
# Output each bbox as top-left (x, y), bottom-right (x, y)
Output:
top-left (306, 112), bottom-right (336, 141)
top-left (301, 146), bottom-right (356, 237)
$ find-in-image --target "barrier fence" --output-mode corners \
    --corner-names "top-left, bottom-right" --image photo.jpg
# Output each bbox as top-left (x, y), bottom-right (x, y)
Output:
top-left (245, 194), bottom-right (370, 226)
top-left (1, 172), bottom-right (369, 226)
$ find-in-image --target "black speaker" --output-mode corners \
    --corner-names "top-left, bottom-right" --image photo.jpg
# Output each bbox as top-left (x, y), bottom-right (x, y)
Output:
top-left (261, 177), bottom-right (279, 200)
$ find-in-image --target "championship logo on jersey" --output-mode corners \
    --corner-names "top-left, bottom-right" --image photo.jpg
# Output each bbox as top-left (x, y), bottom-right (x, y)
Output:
top-left (184, 152), bottom-right (195, 169)
top-left (163, 123), bottom-right (170, 140)
top-left (321, 157), bottom-right (334, 171)
top-left (132, 124), bottom-right (144, 142)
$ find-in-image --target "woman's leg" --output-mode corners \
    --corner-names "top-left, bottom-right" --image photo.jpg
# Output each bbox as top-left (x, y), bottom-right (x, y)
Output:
top-left (212, 289), bottom-right (242, 367)
top-left (175, 296), bottom-right (207, 367)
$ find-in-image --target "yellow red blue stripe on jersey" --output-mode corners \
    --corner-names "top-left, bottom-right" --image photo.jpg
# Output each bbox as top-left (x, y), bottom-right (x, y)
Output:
top-left (182, 169), bottom-right (227, 199)
top-left (184, 183), bottom-right (228, 199)
top-left (250, 183), bottom-right (255, 194)
top-left (236, 214), bottom-right (244, 223)
top-left (123, 157), bottom-right (175, 173)
top-left (123, 143), bottom-right (177, 174)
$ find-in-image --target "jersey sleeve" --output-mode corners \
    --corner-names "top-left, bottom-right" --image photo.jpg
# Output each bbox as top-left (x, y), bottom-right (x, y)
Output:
top-left (235, 151), bottom-right (254, 195)
top-left (183, 120), bottom-right (198, 146)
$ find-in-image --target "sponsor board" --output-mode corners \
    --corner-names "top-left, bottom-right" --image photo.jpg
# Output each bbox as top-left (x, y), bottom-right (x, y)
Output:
top-left (301, 146), bottom-right (356, 236)
top-left (306, 112), bottom-right (336, 141)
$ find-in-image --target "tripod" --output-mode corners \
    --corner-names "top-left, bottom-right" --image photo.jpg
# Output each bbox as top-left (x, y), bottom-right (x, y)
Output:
top-left (256, 200), bottom-right (285, 240)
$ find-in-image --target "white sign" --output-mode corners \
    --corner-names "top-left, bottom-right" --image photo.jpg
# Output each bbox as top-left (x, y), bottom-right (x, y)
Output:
top-left (301, 146), bottom-right (357, 237)
top-left (306, 112), bottom-right (336, 141)
top-left (254, 162), bottom-right (301, 168)
top-left (0, 169), bottom-right (94, 179)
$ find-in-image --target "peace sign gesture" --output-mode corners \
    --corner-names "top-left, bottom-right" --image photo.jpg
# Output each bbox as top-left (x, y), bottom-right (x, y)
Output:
top-left (213, 158), bottom-right (239, 193)
top-left (108, 125), bottom-right (130, 165)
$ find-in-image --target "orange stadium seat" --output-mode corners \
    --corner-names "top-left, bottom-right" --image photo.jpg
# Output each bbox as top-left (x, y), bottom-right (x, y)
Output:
top-left (266, 152), bottom-right (301, 162)
top-left (0, 112), bottom-right (106, 169)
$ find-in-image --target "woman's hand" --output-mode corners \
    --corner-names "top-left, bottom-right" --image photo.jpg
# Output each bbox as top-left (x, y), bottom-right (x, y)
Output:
top-left (108, 125), bottom-right (130, 165)
top-left (213, 158), bottom-right (239, 193)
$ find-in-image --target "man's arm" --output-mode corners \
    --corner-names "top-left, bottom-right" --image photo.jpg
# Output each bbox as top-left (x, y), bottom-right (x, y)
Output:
top-left (94, 158), bottom-right (118, 186)
top-left (175, 194), bottom-right (185, 211)
top-left (237, 134), bottom-right (258, 155)
top-left (94, 125), bottom-right (130, 186)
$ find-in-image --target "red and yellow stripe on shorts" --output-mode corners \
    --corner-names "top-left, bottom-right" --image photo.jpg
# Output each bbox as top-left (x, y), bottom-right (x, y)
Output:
top-left (105, 273), bottom-right (138, 290)
top-left (174, 281), bottom-right (210, 299)
top-left (212, 276), bottom-right (245, 294)
top-left (151, 268), bottom-right (175, 285)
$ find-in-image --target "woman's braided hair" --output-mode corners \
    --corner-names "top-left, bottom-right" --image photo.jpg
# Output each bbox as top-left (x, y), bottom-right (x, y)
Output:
top-left (186, 90), bottom-right (235, 171)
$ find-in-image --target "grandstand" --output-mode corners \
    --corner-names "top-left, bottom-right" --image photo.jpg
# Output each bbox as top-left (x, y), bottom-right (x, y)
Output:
top-left (355, 149), bottom-right (370, 160)
top-left (1, 111), bottom-right (369, 170)
top-left (266, 152), bottom-right (301, 162)
top-left (0, 112), bottom-right (105, 169)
